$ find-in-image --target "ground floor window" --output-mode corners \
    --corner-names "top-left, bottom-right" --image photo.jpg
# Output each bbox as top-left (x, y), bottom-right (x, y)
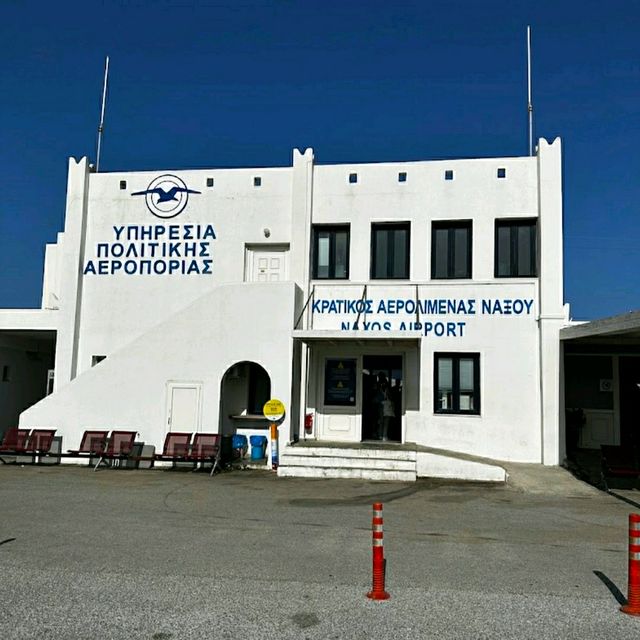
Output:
top-left (324, 358), bottom-right (357, 406)
top-left (434, 353), bottom-right (480, 414)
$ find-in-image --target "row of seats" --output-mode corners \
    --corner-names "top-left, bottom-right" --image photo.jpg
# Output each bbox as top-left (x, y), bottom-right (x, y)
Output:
top-left (0, 429), bottom-right (222, 476)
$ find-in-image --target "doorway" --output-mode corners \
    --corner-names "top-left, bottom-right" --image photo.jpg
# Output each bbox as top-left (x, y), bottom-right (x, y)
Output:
top-left (362, 355), bottom-right (402, 442)
top-left (620, 356), bottom-right (640, 447)
top-left (244, 244), bottom-right (289, 282)
top-left (165, 381), bottom-right (202, 432)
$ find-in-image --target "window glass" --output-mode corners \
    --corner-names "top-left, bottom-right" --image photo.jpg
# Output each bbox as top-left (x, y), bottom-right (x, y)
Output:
top-left (393, 229), bottom-right (407, 277)
top-left (431, 221), bottom-right (471, 279)
top-left (516, 224), bottom-right (534, 276)
top-left (433, 228), bottom-right (448, 278)
top-left (317, 235), bottom-right (330, 278)
top-left (495, 219), bottom-right (537, 277)
top-left (496, 225), bottom-right (511, 276)
top-left (324, 359), bottom-right (357, 406)
top-left (453, 227), bottom-right (469, 278)
top-left (374, 231), bottom-right (389, 278)
top-left (334, 230), bottom-right (348, 278)
top-left (434, 353), bottom-right (480, 415)
top-left (371, 223), bottom-right (410, 279)
top-left (437, 357), bottom-right (453, 410)
top-left (312, 225), bottom-right (350, 279)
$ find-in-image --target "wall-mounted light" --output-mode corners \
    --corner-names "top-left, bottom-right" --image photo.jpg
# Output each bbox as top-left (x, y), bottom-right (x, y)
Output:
top-left (263, 228), bottom-right (271, 238)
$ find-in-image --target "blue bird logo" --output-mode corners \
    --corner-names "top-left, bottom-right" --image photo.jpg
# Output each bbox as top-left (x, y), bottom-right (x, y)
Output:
top-left (131, 174), bottom-right (201, 218)
top-left (131, 185), bottom-right (201, 203)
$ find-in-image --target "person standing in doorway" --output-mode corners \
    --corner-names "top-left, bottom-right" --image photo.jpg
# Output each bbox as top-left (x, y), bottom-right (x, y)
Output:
top-left (380, 378), bottom-right (395, 441)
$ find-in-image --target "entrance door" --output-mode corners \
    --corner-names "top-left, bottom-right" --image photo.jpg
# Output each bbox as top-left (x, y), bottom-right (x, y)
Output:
top-left (620, 356), bottom-right (640, 447)
top-left (166, 382), bottom-right (202, 432)
top-left (362, 356), bottom-right (402, 442)
top-left (245, 244), bottom-right (289, 282)
top-left (319, 358), bottom-right (359, 441)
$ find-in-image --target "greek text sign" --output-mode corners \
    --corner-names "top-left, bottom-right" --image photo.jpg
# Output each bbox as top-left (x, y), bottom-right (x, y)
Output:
top-left (83, 224), bottom-right (216, 276)
top-left (311, 285), bottom-right (537, 339)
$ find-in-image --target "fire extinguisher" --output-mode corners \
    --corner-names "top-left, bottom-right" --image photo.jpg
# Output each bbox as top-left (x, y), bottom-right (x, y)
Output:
top-left (304, 412), bottom-right (313, 435)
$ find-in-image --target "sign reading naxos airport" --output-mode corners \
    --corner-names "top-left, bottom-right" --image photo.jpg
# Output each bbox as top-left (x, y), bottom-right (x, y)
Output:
top-left (83, 174), bottom-right (216, 277)
top-left (311, 290), bottom-right (536, 339)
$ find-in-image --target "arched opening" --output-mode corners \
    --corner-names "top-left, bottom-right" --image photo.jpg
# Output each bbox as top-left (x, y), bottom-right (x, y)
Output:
top-left (219, 361), bottom-right (271, 435)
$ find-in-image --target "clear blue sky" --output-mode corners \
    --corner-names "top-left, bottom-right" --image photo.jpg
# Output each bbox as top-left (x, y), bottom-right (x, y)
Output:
top-left (1, 0), bottom-right (638, 319)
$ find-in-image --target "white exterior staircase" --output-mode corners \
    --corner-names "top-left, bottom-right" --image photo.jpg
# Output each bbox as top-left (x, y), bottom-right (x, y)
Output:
top-left (277, 442), bottom-right (417, 481)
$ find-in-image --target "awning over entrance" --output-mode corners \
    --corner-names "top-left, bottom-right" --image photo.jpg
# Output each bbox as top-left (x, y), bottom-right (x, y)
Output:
top-left (561, 310), bottom-right (640, 459)
top-left (292, 330), bottom-right (422, 346)
top-left (561, 311), bottom-right (640, 343)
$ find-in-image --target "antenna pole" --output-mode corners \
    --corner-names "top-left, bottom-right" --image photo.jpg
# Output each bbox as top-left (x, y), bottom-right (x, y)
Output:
top-left (527, 26), bottom-right (533, 156)
top-left (96, 56), bottom-right (109, 172)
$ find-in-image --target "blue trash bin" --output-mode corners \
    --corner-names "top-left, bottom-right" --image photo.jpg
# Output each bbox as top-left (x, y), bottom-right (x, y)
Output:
top-left (231, 434), bottom-right (248, 458)
top-left (250, 435), bottom-right (267, 460)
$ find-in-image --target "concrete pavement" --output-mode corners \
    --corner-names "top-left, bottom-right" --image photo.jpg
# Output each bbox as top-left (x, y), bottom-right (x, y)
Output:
top-left (0, 463), bottom-right (639, 638)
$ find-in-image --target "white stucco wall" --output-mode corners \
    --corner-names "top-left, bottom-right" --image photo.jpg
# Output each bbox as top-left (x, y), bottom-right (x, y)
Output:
top-left (21, 282), bottom-right (298, 454)
top-left (13, 139), bottom-right (564, 468)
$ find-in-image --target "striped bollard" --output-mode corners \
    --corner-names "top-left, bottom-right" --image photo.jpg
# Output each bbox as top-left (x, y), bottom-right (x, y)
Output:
top-left (367, 502), bottom-right (390, 600)
top-left (621, 513), bottom-right (640, 616)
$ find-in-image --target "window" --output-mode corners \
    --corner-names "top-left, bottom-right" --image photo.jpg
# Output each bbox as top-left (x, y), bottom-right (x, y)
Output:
top-left (349, 173), bottom-right (358, 184)
top-left (206, 177), bottom-right (214, 187)
top-left (312, 225), bottom-right (350, 279)
top-left (497, 167), bottom-right (506, 178)
top-left (253, 176), bottom-right (261, 187)
top-left (371, 222), bottom-right (410, 279)
top-left (91, 355), bottom-right (106, 366)
top-left (398, 172), bottom-right (407, 183)
top-left (119, 180), bottom-right (127, 190)
top-left (431, 221), bottom-right (472, 279)
top-left (434, 353), bottom-right (480, 414)
top-left (444, 170), bottom-right (454, 181)
top-left (495, 219), bottom-right (537, 277)
top-left (324, 359), bottom-right (356, 406)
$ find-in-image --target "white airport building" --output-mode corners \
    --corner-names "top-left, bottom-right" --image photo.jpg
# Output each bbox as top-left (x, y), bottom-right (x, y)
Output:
top-left (2, 138), bottom-right (639, 481)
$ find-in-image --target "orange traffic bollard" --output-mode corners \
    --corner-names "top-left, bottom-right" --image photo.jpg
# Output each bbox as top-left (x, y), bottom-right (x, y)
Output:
top-left (621, 513), bottom-right (640, 616)
top-left (367, 502), bottom-right (390, 600)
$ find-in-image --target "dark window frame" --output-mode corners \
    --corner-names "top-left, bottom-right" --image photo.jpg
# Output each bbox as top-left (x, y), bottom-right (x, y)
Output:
top-left (311, 224), bottom-right (350, 280)
top-left (494, 218), bottom-right (538, 277)
top-left (431, 220), bottom-right (472, 280)
top-left (434, 353), bottom-right (480, 415)
top-left (370, 222), bottom-right (411, 280)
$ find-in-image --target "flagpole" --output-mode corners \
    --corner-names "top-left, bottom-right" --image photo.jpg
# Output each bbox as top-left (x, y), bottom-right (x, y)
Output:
top-left (96, 56), bottom-right (109, 172)
top-left (527, 26), bottom-right (533, 156)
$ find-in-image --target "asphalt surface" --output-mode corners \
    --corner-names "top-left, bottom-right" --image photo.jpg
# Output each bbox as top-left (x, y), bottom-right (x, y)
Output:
top-left (1, 464), bottom-right (640, 639)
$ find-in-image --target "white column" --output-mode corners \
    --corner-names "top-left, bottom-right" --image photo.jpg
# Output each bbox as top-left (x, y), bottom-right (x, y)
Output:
top-left (53, 157), bottom-right (91, 389)
top-left (537, 138), bottom-right (566, 465)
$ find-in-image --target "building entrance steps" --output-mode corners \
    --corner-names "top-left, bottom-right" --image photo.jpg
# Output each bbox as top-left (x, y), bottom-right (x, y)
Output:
top-left (278, 441), bottom-right (417, 481)
top-left (279, 440), bottom-right (602, 491)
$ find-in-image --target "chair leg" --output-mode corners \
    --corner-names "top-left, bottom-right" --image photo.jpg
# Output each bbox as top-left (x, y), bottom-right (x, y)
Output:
top-left (94, 456), bottom-right (104, 472)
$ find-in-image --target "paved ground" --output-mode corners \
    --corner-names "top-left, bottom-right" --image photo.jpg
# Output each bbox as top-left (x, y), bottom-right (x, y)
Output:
top-left (1, 463), bottom-right (640, 639)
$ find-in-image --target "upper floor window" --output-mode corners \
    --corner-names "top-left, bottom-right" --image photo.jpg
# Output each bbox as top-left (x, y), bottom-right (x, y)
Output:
top-left (495, 219), bottom-right (537, 277)
top-left (312, 225), bottom-right (350, 279)
top-left (434, 353), bottom-right (480, 415)
top-left (371, 222), bottom-right (410, 279)
top-left (431, 220), bottom-right (472, 279)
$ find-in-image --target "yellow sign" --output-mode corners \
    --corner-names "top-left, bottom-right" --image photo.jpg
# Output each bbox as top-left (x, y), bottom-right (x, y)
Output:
top-left (263, 398), bottom-right (285, 421)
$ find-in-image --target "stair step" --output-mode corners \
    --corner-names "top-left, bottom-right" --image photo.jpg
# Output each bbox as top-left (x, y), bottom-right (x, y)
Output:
top-left (277, 466), bottom-right (417, 481)
top-left (281, 446), bottom-right (416, 462)
top-left (279, 454), bottom-right (415, 471)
